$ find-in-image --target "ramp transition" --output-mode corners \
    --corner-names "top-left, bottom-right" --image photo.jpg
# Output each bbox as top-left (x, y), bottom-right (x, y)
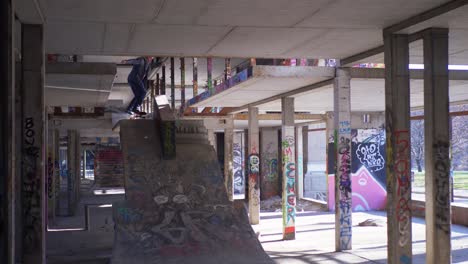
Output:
top-left (111, 119), bottom-right (272, 264)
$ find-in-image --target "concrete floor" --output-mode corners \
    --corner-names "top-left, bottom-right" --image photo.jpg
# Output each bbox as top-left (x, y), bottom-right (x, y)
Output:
top-left (47, 182), bottom-right (468, 264)
top-left (254, 211), bottom-right (468, 264)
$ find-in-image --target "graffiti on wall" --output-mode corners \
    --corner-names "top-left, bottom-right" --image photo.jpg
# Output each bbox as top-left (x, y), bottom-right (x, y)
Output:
top-left (23, 117), bottom-right (41, 249)
top-left (355, 129), bottom-right (385, 173)
top-left (282, 129), bottom-right (296, 237)
top-left (261, 130), bottom-right (279, 200)
top-left (328, 128), bottom-right (387, 212)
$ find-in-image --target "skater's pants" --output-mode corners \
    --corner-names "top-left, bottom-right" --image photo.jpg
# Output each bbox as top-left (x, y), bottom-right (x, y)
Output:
top-left (127, 75), bottom-right (146, 112)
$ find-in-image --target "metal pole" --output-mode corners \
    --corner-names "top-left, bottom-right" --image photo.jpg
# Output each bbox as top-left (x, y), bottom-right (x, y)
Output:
top-left (225, 58), bottom-right (231, 81)
top-left (180, 58), bottom-right (185, 111)
top-left (170, 57), bottom-right (175, 109)
top-left (207, 57), bottom-right (213, 94)
top-left (161, 64), bottom-right (166, 95)
top-left (156, 73), bottom-right (160, 96)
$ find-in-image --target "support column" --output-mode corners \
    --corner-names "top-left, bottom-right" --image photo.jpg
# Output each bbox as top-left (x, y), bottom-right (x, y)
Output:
top-left (281, 97), bottom-right (296, 240)
top-left (53, 130), bottom-right (60, 215)
top-left (224, 117), bottom-right (234, 201)
top-left (180, 58), bottom-right (185, 111)
top-left (170, 57), bottom-right (175, 109)
top-left (21, 24), bottom-right (45, 264)
top-left (207, 57), bottom-right (213, 94)
top-left (67, 130), bottom-right (80, 216)
top-left (296, 126), bottom-right (304, 200)
top-left (47, 129), bottom-right (56, 221)
top-left (207, 129), bottom-right (217, 152)
top-left (423, 28), bottom-right (451, 264)
top-left (334, 68), bottom-right (352, 251)
top-left (384, 33), bottom-right (412, 264)
top-left (1, 0), bottom-right (15, 262)
top-left (302, 126), bottom-right (309, 197)
top-left (248, 106), bottom-right (260, 224)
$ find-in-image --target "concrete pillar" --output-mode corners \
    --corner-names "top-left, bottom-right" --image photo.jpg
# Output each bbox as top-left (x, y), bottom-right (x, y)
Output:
top-left (224, 117), bottom-right (234, 201)
top-left (334, 68), bottom-right (352, 251)
top-left (207, 129), bottom-right (217, 152)
top-left (281, 97), bottom-right (296, 240)
top-left (21, 24), bottom-right (45, 264)
top-left (384, 33), bottom-right (412, 264)
top-left (207, 57), bottom-right (213, 94)
top-left (53, 130), bottom-right (60, 215)
top-left (67, 130), bottom-right (80, 216)
top-left (296, 126), bottom-right (304, 199)
top-left (302, 126), bottom-right (309, 195)
top-left (248, 106), bottom-right (260, 224)
top-left (260, 128), bottom-right (279, 200)
top-left (423, 28), bottom-right (451, 264)
top-left (47, 129), bottom-right (56, 221)
top-left (1, 0), bottom-right (15, 262)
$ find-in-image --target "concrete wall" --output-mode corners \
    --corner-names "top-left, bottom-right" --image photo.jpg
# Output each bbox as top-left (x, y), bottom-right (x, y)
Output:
top-left (304, 126), bottom-right (327, 201)
top-left (411, 200), bottom-right (468, 227)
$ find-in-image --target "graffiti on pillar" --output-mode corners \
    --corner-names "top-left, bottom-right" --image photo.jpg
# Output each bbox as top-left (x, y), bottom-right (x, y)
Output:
top-left (336, 116), bottom-right (352, 249)
top-left (233, 133), bottom-right (245, 195)
top-left (248, 154), bottom-right (260, 206)
top-left (433, 140), bottom-right (450, 235)
top-left (282, 130), bottom-right (296, 237)
top-left (394, 130), bottom-right (411, 247)
top-left (23, 117), bottom-right (41, 249)
top-left (261, 130), bottom-right (279, 199)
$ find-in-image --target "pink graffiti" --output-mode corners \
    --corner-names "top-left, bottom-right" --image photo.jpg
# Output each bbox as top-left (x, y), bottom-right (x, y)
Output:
top-left (328, 166), bottom-right (386, 211)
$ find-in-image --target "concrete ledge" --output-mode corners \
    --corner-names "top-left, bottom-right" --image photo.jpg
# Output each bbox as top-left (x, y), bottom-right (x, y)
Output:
top-left (300, 197), bottom-right (328, 211)
top-left (411, 199), bottom-right (468, 227)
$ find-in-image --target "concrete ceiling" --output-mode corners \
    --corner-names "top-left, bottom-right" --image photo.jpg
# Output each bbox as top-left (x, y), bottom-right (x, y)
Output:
top-left (16, 0), bottom-right (468, 63)
top-left (257, 78), bottom-right (468, 113)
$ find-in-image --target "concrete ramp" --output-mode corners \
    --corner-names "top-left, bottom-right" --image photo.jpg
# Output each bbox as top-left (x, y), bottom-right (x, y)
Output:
top-left (112, 119), bottom-right (272, 264)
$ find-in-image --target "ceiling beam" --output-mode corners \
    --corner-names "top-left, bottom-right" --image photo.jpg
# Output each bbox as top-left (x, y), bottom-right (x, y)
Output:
top-left (383, 0), bottom-right (468, 35)
top-left (341, 46), bottom-right (384, 66)
top-left (234, 113), bottom-right (324, 121)
top-left (349, 68), bottom-right (468, 80)
top-left (229, 78), bottom-right (334, 113)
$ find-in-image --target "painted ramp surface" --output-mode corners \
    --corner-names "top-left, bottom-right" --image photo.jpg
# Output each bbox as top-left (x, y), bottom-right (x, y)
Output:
top-left (112, 120), bottom-right (272, 264)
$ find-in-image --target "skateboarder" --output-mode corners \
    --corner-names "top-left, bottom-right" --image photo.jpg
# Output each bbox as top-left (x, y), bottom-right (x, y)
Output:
top-left (122, 57), bottom-right (161, 116)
